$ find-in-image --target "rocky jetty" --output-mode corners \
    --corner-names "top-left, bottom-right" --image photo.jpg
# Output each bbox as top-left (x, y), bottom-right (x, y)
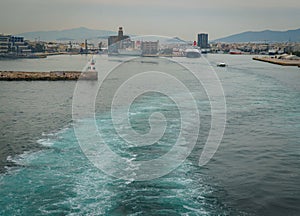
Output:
top-left (0, 71), bottom-right (97, 81)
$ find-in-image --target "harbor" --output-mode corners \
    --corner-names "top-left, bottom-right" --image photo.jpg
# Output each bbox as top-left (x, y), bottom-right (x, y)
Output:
top-left (1, 0), bottom-right (300, 212)
top-left (1, 52), bottom-right (300, 216)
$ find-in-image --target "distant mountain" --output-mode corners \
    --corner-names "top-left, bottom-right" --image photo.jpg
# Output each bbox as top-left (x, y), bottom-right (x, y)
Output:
top-left (131, 35), bottom-right (187, 44)
top-left (167, 37), bottom-right (187, 44)
top-left (17, 27), bottom-right (116, 41)
top-left (16, 27), bottom-right (188, 44)
top-left (214, 28), bottom-right (300, 43)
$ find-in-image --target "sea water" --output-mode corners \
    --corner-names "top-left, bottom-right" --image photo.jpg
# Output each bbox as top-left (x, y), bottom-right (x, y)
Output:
top-left (0, 54), bottom-right (299, 215)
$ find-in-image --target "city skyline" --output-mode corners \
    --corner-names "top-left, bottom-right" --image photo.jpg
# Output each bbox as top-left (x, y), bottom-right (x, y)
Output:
top-left (1, 0), bottom-right (300, 40)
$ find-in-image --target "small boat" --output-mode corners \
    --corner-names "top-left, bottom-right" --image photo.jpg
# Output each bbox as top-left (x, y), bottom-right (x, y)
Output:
top-left (268, 49), bottom-right (277, 55)
top-left (217, 62), bottom-right (226, 67)
top-left (229, 49), bottom-right (242, 55)
top-left (201, 49), bottom-right (208, 54)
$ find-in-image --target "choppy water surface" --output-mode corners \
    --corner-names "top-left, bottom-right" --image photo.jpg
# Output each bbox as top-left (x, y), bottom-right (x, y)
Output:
top-left (0, 54), bottom-right (299, 215)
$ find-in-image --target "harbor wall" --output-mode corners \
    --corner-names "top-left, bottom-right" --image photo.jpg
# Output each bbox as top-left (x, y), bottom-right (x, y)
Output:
top-left (253, 56), bottom-right (300, 66)
top-left (0, 71), bottom-right (98, 81)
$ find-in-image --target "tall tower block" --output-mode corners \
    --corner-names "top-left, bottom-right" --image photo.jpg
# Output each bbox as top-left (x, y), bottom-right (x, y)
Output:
top-left (197, 33), bottom-right (209, 48)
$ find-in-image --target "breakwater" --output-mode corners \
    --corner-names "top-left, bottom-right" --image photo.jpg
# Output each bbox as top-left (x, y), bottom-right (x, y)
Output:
top-left (0, 71), bottom-right (97, 81)
top-left (253, 56), bottom-right (300, 66)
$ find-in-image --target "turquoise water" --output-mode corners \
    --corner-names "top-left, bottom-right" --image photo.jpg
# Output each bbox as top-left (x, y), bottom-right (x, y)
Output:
top-left (0, 118), bottom-right (229, 215)
top-left (0, 54), bottom-right (299, 215)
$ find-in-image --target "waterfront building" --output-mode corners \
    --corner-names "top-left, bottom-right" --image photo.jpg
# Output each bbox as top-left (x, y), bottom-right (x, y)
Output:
top-left (9, 36), bottom-right (27, 53)
top-left (0, 34), bottom-right (30, 54)
top-left (0, 34), bottom-right (10, 53)
top-left (10, 36), bottom-right (24, 44)
top-left (197, 33), bottom-right (209, 48)
top-left (108, 27), bottom-right (130, 54)
top-left (141, 41), bottom-right (159, 55)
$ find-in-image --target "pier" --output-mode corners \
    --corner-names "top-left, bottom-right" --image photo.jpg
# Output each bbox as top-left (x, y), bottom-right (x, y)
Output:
top-left (0, 71), bottom-right (98, 81)
top-left (253, 56), bottom-right (300, 67)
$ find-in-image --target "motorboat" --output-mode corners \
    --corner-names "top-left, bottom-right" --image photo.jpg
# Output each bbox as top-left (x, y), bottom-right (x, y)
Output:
top-left (229, 49), bottom-right (242, 55)
top-left (217, 62), bottom-right (226, 67)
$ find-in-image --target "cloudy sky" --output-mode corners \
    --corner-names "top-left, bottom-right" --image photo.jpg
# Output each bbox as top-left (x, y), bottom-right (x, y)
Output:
top-left (1, 0), bottom-right (300, 40)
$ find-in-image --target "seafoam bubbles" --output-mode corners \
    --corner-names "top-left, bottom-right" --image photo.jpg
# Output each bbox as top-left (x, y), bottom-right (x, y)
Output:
top-left (72, 35), bottom-right (226, 181)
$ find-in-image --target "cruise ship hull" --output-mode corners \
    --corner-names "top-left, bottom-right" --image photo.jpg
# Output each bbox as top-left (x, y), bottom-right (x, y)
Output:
top-left (185, 49), bottom-right (201, 58)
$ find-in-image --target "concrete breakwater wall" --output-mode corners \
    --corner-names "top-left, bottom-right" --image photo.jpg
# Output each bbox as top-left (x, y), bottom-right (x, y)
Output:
top-left (253, 56), bottom-right (300, 66)
top-left (0, 71), bottom-right (98, 81)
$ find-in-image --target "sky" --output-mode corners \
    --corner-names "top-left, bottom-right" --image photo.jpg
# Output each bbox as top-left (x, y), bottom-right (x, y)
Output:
top-left (1, 0), bottom-right (300, 40)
